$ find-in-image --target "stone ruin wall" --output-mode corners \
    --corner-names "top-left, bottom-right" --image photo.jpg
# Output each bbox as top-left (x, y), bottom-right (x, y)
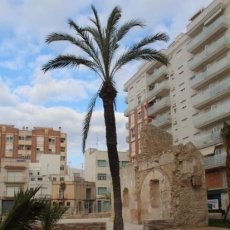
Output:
top-left (120, 124), bottom-right (208, 228)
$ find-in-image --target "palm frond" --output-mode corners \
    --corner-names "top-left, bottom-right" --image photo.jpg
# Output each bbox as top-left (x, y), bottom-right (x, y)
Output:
top-left (111, 48), bottom-right (169, 78)
top-left (41, 55), bottom-right (99, 75)
top-left (41, 201), bottom-right (68, 230)
top-left (131, 32), bottom-right (169, 50)
top-left (82, 90), bottom-right (100, 153)
top-left (116, 19), bottom-right (145, 42)
top-left (0, 187), bottom-right (47, 230)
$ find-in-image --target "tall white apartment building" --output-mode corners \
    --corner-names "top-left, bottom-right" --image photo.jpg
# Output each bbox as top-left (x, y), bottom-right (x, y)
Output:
top-left (124, 0), bottom-right (230, 211)
top-left (84, 148), bottom-right (129, 212)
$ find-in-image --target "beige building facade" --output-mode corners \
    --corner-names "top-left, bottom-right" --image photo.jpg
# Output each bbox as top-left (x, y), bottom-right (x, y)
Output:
top-left (85, 148), bottom-right (129, 212)
top-left (124, 0), bottom-right (230, 212)
top-left (0, 157), bottom-right (29, 214)
top-left (51, 173), bottom-right (96, 214)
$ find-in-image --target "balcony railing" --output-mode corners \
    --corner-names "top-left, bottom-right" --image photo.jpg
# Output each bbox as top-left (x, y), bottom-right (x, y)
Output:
top-left (4, 176), bottom-right (26, 183)
top-left (204, 154), bottom-right (226, 169)
top-left (147, 66), bottom-right (168, 87)
top-left (152, 113), bottom-right (172, 128)
top-left (192, 80), bottom-right (230, 109)
top-left (193, 101), bottom-right (230, 128)
top-left (148, 97), bottom-right (171, 117)
top-left (147, 81), bottom-right (170, 100)
top-left (187, 16), bottom-right (229, 53)
top-left (124, 108), bottom-right (129, 117)
top-left (4, 191), bottom-right (17, 197)
top-left (190, 57), bottom-right (230, 90)
top-left (188, 36), bottom-right (230, 71)
top-left (194, 131), bottom-right (221, 148)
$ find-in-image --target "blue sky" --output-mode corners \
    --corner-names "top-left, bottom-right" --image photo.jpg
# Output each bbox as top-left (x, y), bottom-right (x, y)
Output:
top-left (0, 0), bottom-right (213, 168)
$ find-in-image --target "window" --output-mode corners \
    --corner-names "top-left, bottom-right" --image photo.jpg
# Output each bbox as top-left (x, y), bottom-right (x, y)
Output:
top-left (61, 147), bottom-right (65, 152)
top-left (97, 160), bottom-right (106, 167)
top-left (121, 161), bottom-right (129, 167)
top-left (138, 111), bottom-right (142, 120)
top-left (38, 177), bottom-right (43, 181)
top-left (98, 187), bottom-right (107, 194)
top-left (6, 135), bottom-right (13, 143)
top-left (30, 178), bottom-right (35, 181)
top-left (60, 177), bottom-right (64, 181)
top-left (98, 173), bottom-right (106, 180)
top-left (67, 202), bottom-right (70, 207)
top-left (60, 156), bottom-right (65, 161)
top-left (131, 128), bottom-right (135, 138)
top-left (176, 49), bottom-right (182, 59)
top-left (53, 177), bottom-right (57, 181)
top-left (137, 95), bottom-right (141, 104)
top-left (49, 138), bottom-right (55, 144)
top-left (60, 165), bottom-right (65, 171)
top-left (19, 136), bottom-right (25, 140)
top-left (138, 123), bottom-right (142, 133)
top-left (60, 138), bottom-right (65, 143)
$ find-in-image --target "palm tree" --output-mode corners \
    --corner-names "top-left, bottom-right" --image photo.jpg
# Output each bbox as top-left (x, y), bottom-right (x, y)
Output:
top-left (221, 121), bottom-right (230, 220)
top-left (42, 5), bottom-right (169, 229)
top-left (41, 201), bottom-right (68, 230)
top-left (0, 187), bottom-right (48, 230)
top-left (59, 182), bottom-right (66, 205)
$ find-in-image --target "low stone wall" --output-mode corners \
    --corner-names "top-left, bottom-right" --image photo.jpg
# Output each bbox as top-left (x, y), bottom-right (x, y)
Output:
top-left (32, 222), bottom-right (106, 230)
top-left (143, 219), bottom-right (174, 230)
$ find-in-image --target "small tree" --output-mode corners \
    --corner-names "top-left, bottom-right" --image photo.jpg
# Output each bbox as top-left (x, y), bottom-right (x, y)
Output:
top-left (59, 182), bottom-right (66, 205)
top-left (41, 201), bottom-right (68, 230)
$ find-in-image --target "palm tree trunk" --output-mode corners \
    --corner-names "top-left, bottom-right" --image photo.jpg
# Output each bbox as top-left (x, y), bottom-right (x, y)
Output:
top-left (100, 83), bottom-right (124, 230)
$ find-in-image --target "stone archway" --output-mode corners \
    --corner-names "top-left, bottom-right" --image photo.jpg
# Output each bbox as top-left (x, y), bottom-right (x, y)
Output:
top-left (140, 169), bottom-right (171, 220)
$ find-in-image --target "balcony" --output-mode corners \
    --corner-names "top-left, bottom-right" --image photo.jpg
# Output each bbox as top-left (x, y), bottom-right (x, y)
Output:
top-left (194, 131), bottom-right (221, 148)
top-left (148, 97), bottom-right (171, 117)
top-left (4, 191), bottom-right (16, 198)
top-left (187, 16), bottom-right (229, 53)
top-left (147, 66), bottom-right (168, 87)
top-left (124, 108), bottom-right (129, 117)
top-left (188, 36), bottom-right (230, 72)
top-left (147, 81), bottom-right (170, 100)
top-left (190, 57), bottom-right (230, 90)
top-left (126, 136), bottom-right (129, 143)
top-left (125, 95), bottom-right (128, 104)
top-left (192, 81), bottom-right (230, 109)
top-left (204, 154), bottom-right (226, 170)
top-left (4, 176), bottom-right (26, 183)
top-left (152, 113), bottom-right (172, 128)
top-left (193, 102), bottom-right (230, 129)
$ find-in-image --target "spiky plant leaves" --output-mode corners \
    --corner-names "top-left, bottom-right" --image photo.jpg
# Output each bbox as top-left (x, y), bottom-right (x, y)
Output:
top-left (0, 187), bottom-right (48, 230)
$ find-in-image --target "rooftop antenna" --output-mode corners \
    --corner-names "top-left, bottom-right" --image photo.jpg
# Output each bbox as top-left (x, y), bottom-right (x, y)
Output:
top-left (96, 132), bottom-right (98, 149)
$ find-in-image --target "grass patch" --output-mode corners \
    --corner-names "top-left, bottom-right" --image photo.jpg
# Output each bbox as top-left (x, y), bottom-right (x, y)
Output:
top-left (209, 219), bottom-right (230, 228)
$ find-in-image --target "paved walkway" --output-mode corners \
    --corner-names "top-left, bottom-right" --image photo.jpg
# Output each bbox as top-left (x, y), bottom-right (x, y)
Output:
top-left (60, 218), bottom-right (143, 230)
top-left (60, 218), bottom-right (227, 230)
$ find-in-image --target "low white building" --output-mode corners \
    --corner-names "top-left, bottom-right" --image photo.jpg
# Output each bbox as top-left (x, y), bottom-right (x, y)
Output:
top-left (85, 148), bottom-right (129, 212)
